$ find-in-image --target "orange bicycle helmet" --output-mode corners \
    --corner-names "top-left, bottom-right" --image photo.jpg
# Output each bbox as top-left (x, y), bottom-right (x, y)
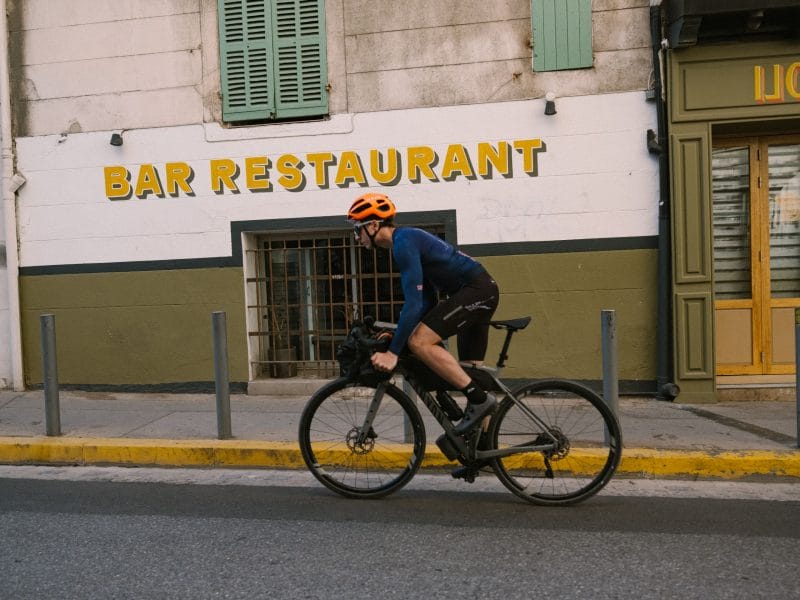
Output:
top-left (347, 192), bottom-right (396, 222)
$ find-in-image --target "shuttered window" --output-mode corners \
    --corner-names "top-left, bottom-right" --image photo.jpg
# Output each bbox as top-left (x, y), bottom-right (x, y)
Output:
top-left (531, 0), bottom-right (592, 72)
top-left (767, 144), bottom-right (800, 298)
top-left (712, 146), bottom-right (752, 300)
top-left (218, 0), bottom-right (328, 123)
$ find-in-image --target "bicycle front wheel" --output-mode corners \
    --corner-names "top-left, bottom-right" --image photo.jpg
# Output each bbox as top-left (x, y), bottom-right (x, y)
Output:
top-left (298, 378), bottom-right (426, 499)
top-left (487, 379), bottom-right (622, 506)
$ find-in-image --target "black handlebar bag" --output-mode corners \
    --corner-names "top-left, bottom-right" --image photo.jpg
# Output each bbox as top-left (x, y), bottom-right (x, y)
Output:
top-left (335, 326), bottom-right (390, 385)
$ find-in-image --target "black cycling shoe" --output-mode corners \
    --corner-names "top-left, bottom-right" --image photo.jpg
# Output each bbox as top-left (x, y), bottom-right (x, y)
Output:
top-left (451, 465), bottom-right (480, 483)
top-left (453, 395), bottom-right (496, 436)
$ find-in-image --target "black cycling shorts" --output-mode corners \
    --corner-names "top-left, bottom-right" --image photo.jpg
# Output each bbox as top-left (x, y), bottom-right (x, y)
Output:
top-left (421, 270), bottom-right (499, 362)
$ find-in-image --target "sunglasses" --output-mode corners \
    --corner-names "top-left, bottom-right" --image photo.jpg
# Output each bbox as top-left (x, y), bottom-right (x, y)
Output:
top-left (352, 221), bottom-right (373, 238)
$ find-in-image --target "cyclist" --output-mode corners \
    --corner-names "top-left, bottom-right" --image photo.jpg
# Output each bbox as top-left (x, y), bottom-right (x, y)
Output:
top-left (347, 192), bottom-right (499, 434)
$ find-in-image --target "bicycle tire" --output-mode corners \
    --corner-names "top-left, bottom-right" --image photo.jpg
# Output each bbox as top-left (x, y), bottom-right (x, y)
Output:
top-left (487, 379), bottom-right (622, 506)
top-left (298, 377), bottom-right (426, 499)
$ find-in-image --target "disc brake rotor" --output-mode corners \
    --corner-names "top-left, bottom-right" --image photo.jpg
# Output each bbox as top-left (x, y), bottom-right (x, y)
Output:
top-left (346, 427), bottom-right (376, 454)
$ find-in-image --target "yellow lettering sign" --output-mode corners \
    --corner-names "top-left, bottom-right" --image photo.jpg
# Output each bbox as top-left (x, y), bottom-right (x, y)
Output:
top-left (370, 148), bottom-right (401, 185)
top-left (210, 159), bottom-right (240, 194)
top-left (477, 142), bottom-right (511, 178)
top-left (104, 138), bottom-right (548, 200)
top-left (134, 164), bottom-right (163, 198)
top-left (513, 139), bottom-right (544, 176)
top-left (165, 162), bottom-right (195, 197)
top-left (245, 156), bottom-right (271, 192)
top-left (754, 62), bottom-right (800, 104)
top-left (277, 154), bottom-right (305, 191)
top-left (787, 62), bottom-right (800, 100)
top-left (335, 151), bottom-right (367, 187)
top-left (306, 152), bottom-right (335, 189)
top-left (441, 144), bottom-right (475, 181)
top-left (104, 166), bottom-right (131, 200)
top-left (407, 146), bottom-right (438, 182)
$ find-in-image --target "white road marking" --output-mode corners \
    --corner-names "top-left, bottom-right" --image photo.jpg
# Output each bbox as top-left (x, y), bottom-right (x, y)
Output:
top-left (1, 465), bottom-right (798, 501)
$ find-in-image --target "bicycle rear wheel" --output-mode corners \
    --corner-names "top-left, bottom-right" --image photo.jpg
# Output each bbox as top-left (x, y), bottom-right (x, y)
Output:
top-left (487, 379), bottom-right (622, 506)
top-left (298, 378), bottom-right (426, 499)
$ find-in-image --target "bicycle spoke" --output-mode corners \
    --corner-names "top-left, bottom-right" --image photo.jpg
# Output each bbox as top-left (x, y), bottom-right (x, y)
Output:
top-left (489, 380), bottom-right (622, 506)
top-left (299, 379), bottom-right (425, 499)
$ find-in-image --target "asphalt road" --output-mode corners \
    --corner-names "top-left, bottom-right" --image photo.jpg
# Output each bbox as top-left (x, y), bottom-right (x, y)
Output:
top-left (1, 470), bottom-right (799, 600)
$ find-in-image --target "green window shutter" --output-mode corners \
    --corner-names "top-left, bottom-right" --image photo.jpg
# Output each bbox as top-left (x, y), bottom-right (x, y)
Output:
top-left (532, 0), bottom-right (592, 72)
top-left (272, 0), bottom-right (328, 119)
top-left (218, 0), bottom-right (275, 122)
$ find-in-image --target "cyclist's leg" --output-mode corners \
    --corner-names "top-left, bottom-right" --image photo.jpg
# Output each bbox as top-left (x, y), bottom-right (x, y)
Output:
top-left (412, 272), bottom-right (498, 376)
top-left (407, 323), bottom-right (471, 389)
top-left (456, 321), bottom-right (491, 365)
top-left (412, 273), bottom-right (499, 434)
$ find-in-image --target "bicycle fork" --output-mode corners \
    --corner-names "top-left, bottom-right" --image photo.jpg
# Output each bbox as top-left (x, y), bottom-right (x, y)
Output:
top-left (356, 382), bottom-right (387, 445)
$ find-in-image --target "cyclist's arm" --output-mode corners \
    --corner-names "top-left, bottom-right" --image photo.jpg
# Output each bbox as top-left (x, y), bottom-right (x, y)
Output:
top-left (388, 242), bottom-right (426, 356)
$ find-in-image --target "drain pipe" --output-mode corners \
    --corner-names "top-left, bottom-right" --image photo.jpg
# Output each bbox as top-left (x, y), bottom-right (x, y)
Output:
top-left (0, 0), bottom-right (24, 390)
top-left (649, 1), bottom-right (679, 401)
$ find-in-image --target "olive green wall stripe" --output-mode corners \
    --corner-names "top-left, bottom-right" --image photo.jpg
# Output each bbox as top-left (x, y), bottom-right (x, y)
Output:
top-left (21, 268), bottom-right (248, 387)
top-left (19, 249), bottom-right (658, 387)
top-left (473, 249), bottom-right (657, 382)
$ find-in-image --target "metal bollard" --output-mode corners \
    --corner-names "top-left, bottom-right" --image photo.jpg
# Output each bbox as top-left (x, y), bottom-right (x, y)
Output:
top-left (601, 310), bottom-right (619, 415)
top-left (601, 310), bottom-right (618, 444)
top-left (212, 311), bottom-right (232, 440)
top-left (40, 314), bottom-right (61, 436)
top-left (795, 308), bottom-right (799, 449)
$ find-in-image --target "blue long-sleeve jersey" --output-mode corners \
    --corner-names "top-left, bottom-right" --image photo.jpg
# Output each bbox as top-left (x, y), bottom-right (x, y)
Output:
top-left (388, 227), bottom-right (484, 355)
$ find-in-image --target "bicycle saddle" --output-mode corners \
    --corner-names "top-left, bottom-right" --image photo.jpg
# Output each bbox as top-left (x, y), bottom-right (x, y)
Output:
top-left (489, 317), bottom-right (531, 331)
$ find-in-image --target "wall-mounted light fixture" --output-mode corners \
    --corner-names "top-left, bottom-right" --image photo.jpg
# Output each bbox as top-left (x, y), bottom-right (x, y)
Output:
top-left (746, 10), bottom-right (764, 31)
top-left (646, 129), bottom-right (662, 155)
top-left (8, 172), bottom-right (26, 193)
top-left (544, 92), bottom-right (557, 116)
top-left (109, 132), bottom-right (124, 146)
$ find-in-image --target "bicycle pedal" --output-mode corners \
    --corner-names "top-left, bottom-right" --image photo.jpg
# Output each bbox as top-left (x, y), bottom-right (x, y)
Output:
top-left (450, 465), bottom-right (479, 483)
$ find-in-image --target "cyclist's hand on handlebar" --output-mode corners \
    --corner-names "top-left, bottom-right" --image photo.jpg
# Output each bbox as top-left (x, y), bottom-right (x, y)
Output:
top-left (371, 350), bottom-right (398, 373)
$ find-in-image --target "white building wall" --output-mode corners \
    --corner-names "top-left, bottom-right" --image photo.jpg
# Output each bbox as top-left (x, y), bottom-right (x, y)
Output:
top-left (342, 0), bottom-right (651, 113)
top-left (10, 0), bottom-right (652, 136)
top-left (12, 0), bottom-right (206, 137)
top-left (6, 0), bottom-right (657, 386)
top-left (16, 91), bottom-right (657, 268)
top-left (0, 121), bottom-right (9, 388)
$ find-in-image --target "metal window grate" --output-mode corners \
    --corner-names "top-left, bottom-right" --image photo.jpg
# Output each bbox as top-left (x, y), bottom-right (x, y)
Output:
top-left (246, 225), bottom-right (444, 378)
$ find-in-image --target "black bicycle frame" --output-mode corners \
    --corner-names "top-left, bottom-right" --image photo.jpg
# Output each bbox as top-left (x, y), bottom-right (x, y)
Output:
top-left (357, 363), bottom-right (560, 462)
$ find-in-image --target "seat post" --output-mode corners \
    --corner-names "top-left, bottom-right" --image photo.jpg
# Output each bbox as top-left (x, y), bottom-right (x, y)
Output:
top-left (496, 329), bottom-right (515, 369)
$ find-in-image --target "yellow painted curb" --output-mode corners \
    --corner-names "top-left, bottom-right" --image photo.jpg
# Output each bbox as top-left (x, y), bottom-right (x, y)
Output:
top-left (1, 437), bottom-right (798, 480)
top-left (0, 437), bottom-right (305, 468)
top-left (619, 449), bottom-right (800, 479)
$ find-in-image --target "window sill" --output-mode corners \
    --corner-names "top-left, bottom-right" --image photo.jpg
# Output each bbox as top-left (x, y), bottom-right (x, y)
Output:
top-left (203, 114), bottom-right (354, 142)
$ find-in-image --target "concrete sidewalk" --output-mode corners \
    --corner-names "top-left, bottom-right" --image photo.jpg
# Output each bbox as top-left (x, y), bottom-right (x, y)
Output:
top-left (0, 388), bottom-right (798, 480)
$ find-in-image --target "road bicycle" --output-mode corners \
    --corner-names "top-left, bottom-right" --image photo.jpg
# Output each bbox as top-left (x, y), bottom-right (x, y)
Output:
top-left (298, 316), bottom-right (622, 506)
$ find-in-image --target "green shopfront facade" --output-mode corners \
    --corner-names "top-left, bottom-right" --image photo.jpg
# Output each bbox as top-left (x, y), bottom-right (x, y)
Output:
top-left (668, 40), bottom-right (800, 402)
